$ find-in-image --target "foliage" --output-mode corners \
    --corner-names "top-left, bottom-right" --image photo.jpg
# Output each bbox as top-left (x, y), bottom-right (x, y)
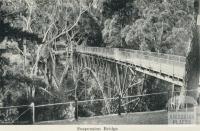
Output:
top-left (0, 0), bottom-right (196, 123)
top-left (99, 0), bottom-right (194, 55)
top-left (77, 12), bottom-right (104, 47)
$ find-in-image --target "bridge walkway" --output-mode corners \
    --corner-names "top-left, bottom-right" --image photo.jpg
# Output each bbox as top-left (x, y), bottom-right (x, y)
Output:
top-left (75, 47), bottom-right (186, 86)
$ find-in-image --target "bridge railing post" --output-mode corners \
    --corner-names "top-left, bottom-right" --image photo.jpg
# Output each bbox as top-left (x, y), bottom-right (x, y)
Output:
top-left (178, 56), bottom-right (181, 64)
top-left (159, 57), bottom-right (161, 73)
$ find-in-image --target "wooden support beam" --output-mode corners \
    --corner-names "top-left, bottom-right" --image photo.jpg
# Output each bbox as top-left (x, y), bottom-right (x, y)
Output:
top-left (122, 66), bottom-right (128, 95)
top-left (171, 84), bottom-right (175, 98)
top-left (86, 67), bottom-right (111, 114)
top-left (116, 64), bottom-right (123, 96)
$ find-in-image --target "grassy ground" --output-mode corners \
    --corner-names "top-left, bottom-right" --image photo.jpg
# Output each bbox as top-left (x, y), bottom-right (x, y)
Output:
top-left (36, 110), bottom-right (168, 125)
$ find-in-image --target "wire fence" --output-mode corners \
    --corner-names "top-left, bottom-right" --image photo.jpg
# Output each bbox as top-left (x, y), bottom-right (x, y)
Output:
top-left (0, 104), bottom-right (31, 124)
top-left (0, 89), bottom-right (198, 124)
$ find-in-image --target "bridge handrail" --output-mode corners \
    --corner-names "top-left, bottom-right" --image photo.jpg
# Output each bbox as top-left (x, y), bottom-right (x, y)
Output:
top-left (75, 46), bottom-right (186, 80)
top-left (118, 48), bottom-right (186, 63)
top-left (76, 46), bottom-right (186, 64)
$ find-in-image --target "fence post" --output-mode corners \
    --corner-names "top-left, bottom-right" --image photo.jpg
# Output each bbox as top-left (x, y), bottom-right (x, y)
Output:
top-left (118, 95), bottom-right (121, 116)
top-left (30, 102), bottom-right (35, 124)
top-left (74, 98), bottom-right (78, 121)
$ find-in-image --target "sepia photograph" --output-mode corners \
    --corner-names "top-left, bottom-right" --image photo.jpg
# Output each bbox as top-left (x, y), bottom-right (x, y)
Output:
top-left (0, 0), bottom-right (200, 128)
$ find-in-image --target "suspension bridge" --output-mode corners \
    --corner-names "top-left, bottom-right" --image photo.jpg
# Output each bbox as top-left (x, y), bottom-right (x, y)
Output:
top-left (75, 46), bottom-right (187, 86)
top-left (1, 45), bottom-right (200, 124)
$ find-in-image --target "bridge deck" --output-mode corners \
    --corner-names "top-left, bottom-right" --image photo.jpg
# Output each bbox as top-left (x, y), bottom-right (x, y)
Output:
top-left (75, 47), bottom-right (186, 86)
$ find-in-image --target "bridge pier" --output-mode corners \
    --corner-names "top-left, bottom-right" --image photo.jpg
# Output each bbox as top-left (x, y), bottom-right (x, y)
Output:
top-left (73, 52), bottom-right (146, 114)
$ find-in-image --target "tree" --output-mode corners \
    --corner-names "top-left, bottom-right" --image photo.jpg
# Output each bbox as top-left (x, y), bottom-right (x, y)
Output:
top-left (184, 0), bottom-right (200, 100)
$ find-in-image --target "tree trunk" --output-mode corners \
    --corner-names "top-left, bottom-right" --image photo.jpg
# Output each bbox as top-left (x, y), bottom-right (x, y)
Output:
top-left (23, 39), bottom-right (27, 73)
top-left (184, 0), bottom-right (200, 100)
